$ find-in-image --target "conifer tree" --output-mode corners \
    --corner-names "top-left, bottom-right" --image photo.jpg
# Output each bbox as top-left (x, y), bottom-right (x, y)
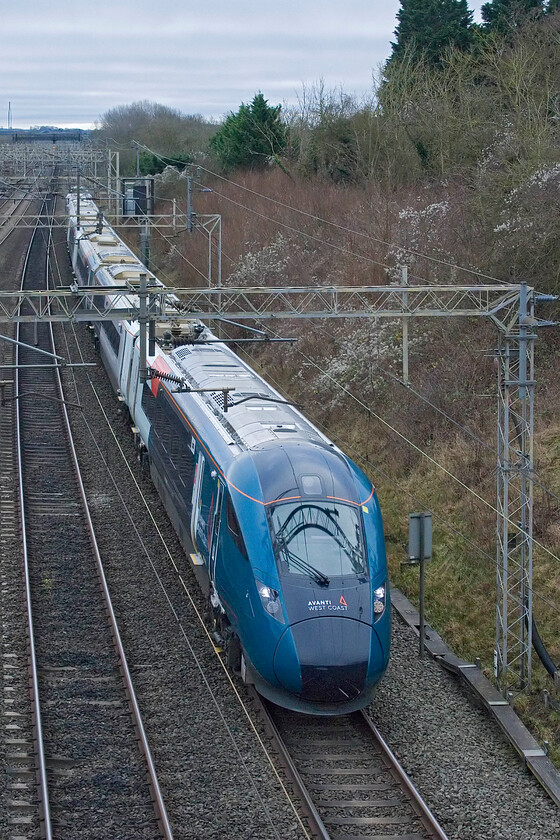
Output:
top-left (481, 0), bottom-right (544, 31)
top-left (391, 0), bottom-right (474, 66)
top-left (210, 93), bottom-right (286, 171)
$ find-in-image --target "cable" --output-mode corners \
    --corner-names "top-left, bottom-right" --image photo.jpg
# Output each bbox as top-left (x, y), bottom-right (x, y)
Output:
top-left (197, 163), bottom-right (510, 285)
top-left (87, 159), bottom-right (560, 516)
top-left (60, 180), bottom-right (560, 680)
top-left (133, 141), bottom-right (508, 285)
top-left (204, 187), bottom-right (393, 271)
top-left (531, 618), bottom-right (558, 677)
top-left (369, 358), bottom-right (560, 505)
top-left (253, 318), bottom-right (560, 568)
top-left (66, 163), bottom-right (560, 679)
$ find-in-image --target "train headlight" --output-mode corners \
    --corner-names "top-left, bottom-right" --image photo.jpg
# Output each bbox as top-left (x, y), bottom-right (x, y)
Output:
top-left (373, 584), bottom-right (386, 621)
top-left (256, 581), bottom-right (285, 624)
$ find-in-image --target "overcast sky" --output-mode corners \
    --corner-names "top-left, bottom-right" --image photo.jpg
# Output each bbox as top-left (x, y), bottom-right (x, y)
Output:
top-left (1, 0), bottom-right (484, 129)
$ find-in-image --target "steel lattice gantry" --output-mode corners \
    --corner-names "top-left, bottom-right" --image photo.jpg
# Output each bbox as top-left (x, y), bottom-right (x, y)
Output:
top-left (0, 214), bottom-right (189, 231)
top-left (495, 284), bottom-right (536, 694)
top-left (0, 280), bottom-right (555, 694)
top-left (0, 144), bottom-right (121, 219)
top-left (0, 144), bottom-right (107, 178)
top-left (0, 282), bottom-right (529, 325)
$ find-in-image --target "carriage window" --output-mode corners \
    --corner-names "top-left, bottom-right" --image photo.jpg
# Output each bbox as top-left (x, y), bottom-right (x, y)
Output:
top-left (100, 320), bottom-right (120, 356)
top-left (226, 495), bottom-right (248, 559)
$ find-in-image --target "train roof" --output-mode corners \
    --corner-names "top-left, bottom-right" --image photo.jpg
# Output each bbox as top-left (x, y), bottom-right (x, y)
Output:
top-left (169, 341), bottom-right (332, 453)
top-left (67, 190), bottom-right (370, 502)
top-left (162, 341), bottom-right (371, 508)
top-left (67, 191), bottom-right (164, 309)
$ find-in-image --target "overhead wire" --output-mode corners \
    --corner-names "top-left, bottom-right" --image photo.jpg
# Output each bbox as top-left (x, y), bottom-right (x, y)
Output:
top-left (370, 358), bottom-right (560, 506)
top-left (134, 141), bottom-right (508, 286)
top-left (247, 317), bottom-right (560, 568)
top-left (98, 151), bottom-right (560, 514)
top-left (288, 307), bottom-right (560, 511)
top-left (80, 148), bottom-right (560, 565)
top-left (196, 163), bottom-right (511, 285)
top-left (219, 323), bottom-right (496, 564)
top-left (130, 143), bottom-right (416, 277)
top-left (196, 187), bottom-right (395, 272)
top-left (67, 148), bottom-right (560, 672)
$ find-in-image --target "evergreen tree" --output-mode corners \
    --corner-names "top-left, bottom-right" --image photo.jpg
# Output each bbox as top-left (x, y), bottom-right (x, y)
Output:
top-left (481, 0), bottom-right (544, 31)
top-left (391, 0), bottom-right (474, 66)
top-left (546, 0), bottom-right (560, 11)
top-left (210, 93), bottom-right (287, 171)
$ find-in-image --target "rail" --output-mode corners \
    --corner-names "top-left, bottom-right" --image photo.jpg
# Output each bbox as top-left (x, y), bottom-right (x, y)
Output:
top-left (250, 688), bottom-right (449, 840)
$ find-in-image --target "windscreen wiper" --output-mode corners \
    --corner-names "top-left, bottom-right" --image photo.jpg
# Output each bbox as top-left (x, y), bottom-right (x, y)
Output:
top-left (279, 544), bottom-right (330, 587)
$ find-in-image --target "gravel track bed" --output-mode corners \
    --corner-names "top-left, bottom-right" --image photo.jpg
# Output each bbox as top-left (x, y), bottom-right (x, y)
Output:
top-left (368, 618), bottom-right (560, 840)
top-left (52, 228), bottom-right (560, 840)
top-left (265, 705), bottom-right (430, 837)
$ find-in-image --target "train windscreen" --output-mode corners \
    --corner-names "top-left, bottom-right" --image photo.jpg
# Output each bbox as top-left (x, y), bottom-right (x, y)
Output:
top-left (269, 502), bottom-right (366, 582)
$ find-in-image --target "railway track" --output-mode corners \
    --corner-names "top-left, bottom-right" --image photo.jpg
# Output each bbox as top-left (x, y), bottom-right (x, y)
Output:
top-left (252, 690), bottom-right (449, 840)
top-left (0, 179), bottom-right (39, 246)
top-left (5, 191), bottom-right (173, 838)
top-left (0, 177), bottom-right (38, 840)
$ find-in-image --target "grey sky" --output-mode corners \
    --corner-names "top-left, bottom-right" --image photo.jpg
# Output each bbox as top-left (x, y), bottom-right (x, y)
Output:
top-left (1, 0), bottom-right (484, 129)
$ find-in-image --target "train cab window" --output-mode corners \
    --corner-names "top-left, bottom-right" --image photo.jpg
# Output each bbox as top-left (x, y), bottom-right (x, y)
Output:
top-left (269, 501), bottom-right (367, 579)
top-left (226, 495), bottom-right (248, 559)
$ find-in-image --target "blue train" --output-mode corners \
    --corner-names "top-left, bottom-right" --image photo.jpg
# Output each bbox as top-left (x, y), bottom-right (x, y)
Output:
top-left (66, 192), bottom-right (390, 714)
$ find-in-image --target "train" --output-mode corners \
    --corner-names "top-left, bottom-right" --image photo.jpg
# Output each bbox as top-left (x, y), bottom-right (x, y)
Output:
top-left (66, 191), bottom-right (391, 714)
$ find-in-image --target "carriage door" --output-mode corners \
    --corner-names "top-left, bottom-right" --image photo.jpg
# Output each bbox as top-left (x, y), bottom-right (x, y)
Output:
top-left (190, 452), bottom-right (205, 550)
top-left (209, 481), bottom-right (224, 582)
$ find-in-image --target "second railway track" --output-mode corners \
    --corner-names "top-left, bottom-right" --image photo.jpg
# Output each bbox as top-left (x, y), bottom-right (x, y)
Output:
top-left (12, 188), bottom-right (172, 838)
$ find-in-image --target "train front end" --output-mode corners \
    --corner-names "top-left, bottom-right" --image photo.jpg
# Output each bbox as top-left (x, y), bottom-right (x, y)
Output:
top-left (230, 444), bottom-right (390, 715)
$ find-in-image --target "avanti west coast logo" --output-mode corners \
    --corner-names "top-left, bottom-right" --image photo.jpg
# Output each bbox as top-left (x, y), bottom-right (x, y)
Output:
top-left (307, 595), bottom-right (348, 612)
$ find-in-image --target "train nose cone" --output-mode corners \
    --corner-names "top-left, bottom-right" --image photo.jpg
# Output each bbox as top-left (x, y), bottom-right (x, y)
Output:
top-left (274, 617), bottom-right (371, 703)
